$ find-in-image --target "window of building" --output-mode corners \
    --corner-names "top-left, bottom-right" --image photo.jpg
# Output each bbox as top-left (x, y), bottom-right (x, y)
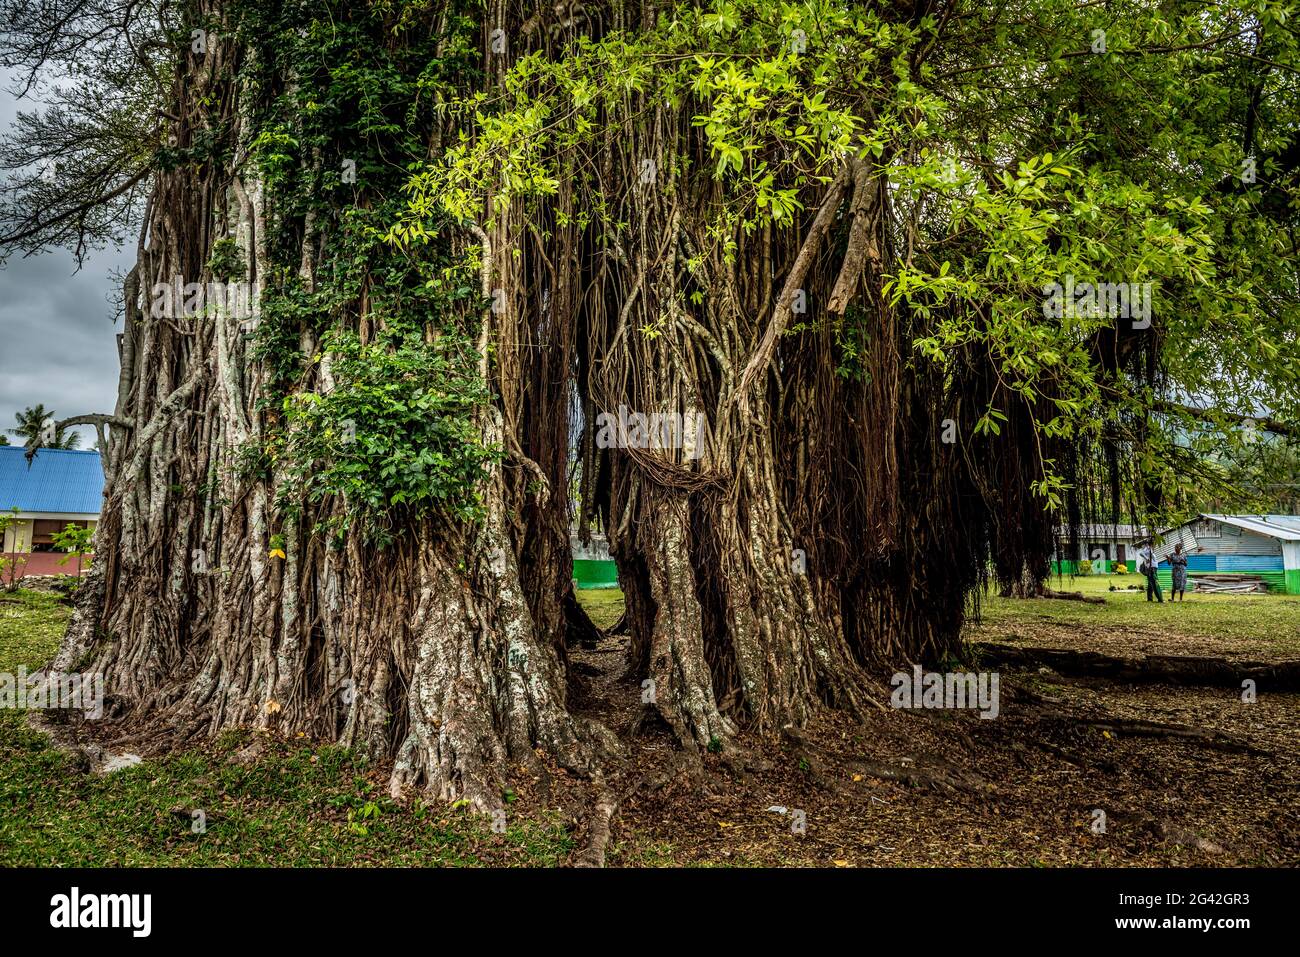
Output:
top-left (30, 519), bottom-right (88, 553)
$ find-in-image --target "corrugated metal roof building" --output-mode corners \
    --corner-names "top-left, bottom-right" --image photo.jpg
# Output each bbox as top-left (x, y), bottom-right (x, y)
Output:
top-left (1153, 513), bottom-right (1300, 594)
top-left (572, 532), bottom-right (618, 589)
top-left (0, 446), bottom-right (104, 576)
top-left (1052, 523), bottom-right (1145, 574)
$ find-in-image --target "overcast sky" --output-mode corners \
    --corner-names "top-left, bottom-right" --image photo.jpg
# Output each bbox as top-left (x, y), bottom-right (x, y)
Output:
top-left (0, 68), bottom-right (126, 448)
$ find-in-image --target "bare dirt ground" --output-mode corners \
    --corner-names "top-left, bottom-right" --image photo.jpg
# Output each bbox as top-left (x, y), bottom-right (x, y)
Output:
top-left (565, 597), bottom-right (1300, 867)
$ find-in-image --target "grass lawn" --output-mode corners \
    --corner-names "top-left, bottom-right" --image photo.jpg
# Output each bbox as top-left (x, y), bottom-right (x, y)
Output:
top-left (973, 572), bottom-right (1300, 658)
top-left (0, 589), bottom-right (573, 866)
top-left (575, 587), bottom-right (624, 630)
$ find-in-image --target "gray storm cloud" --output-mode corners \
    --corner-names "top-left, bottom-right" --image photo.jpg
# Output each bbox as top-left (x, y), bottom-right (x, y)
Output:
top-left (0, 67), bottom-right (126, 446)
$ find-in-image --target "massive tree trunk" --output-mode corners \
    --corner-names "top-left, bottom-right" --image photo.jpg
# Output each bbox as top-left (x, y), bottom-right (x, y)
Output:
top-left (560, 58), bottom-right (1024, 745)
top-left (53, 0), bottom-right (615, 811)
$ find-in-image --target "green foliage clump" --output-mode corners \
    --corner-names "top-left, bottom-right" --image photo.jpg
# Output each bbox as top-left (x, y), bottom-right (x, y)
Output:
top-left (50, 523), bottom-right (94, 571)
top-left (282, 328), bottom-right (496, 544)
top-left (206, 237), bottom-right (247, 282)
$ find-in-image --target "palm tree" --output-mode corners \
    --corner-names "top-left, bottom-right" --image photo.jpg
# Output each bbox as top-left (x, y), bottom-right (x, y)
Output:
top-left (10, 404), bottom-right (81, 449)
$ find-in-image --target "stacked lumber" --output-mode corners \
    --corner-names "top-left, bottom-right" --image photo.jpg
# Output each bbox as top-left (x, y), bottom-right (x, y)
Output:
top-left (1191, 574), bottom-right (1267, 594)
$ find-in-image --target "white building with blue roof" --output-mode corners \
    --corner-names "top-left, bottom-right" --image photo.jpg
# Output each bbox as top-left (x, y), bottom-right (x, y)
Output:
top-left (0, 446), bottom-right (105, 576)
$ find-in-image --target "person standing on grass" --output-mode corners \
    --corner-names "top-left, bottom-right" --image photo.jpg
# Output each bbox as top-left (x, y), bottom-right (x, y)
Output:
top-left (1168, 543), bottom-right (1189, 602)
top-left (1138, 542), bottom-right (1164, 603)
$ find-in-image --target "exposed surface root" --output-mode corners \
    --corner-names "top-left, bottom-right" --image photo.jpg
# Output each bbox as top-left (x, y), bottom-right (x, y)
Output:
top-left (782, 723), bottom-right (989, 795)
top-left (1039, 588), bottom-right (1106, 604)
top-left (572, 780), bottom-right (618, 868)
top-left (1039, 711), bottom-right (1268, 755)
top-left (563, 584), bottom-right (604, 650)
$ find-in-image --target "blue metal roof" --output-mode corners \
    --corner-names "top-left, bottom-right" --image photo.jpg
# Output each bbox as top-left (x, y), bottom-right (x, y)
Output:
top-left (0, 446), bottom-right (104, 515)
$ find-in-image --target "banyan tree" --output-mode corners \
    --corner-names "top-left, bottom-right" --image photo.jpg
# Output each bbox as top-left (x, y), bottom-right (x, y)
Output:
top-left (3, 0), bottom-right (1296, 809)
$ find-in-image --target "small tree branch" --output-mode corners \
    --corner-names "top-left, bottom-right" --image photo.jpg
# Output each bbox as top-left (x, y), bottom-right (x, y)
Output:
top-left (732, 162), bottom-right (852, 414)
top-left (25, 412), bottom-right (133, 471)
top-left (827, 157), bottom-right (880, 315)
top-left (0, 167), bottom-right (148, 251)
top-left (1153, 399), bottom-right (1296, 438)
top-left (54, 413), bottom-right (133, 431)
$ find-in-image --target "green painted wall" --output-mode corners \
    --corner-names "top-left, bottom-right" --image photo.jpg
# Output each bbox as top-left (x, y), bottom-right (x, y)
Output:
top-left (1051, 559), bottom-right (1124, 575)
top-left (573, 558), bottom-right (619, 590)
